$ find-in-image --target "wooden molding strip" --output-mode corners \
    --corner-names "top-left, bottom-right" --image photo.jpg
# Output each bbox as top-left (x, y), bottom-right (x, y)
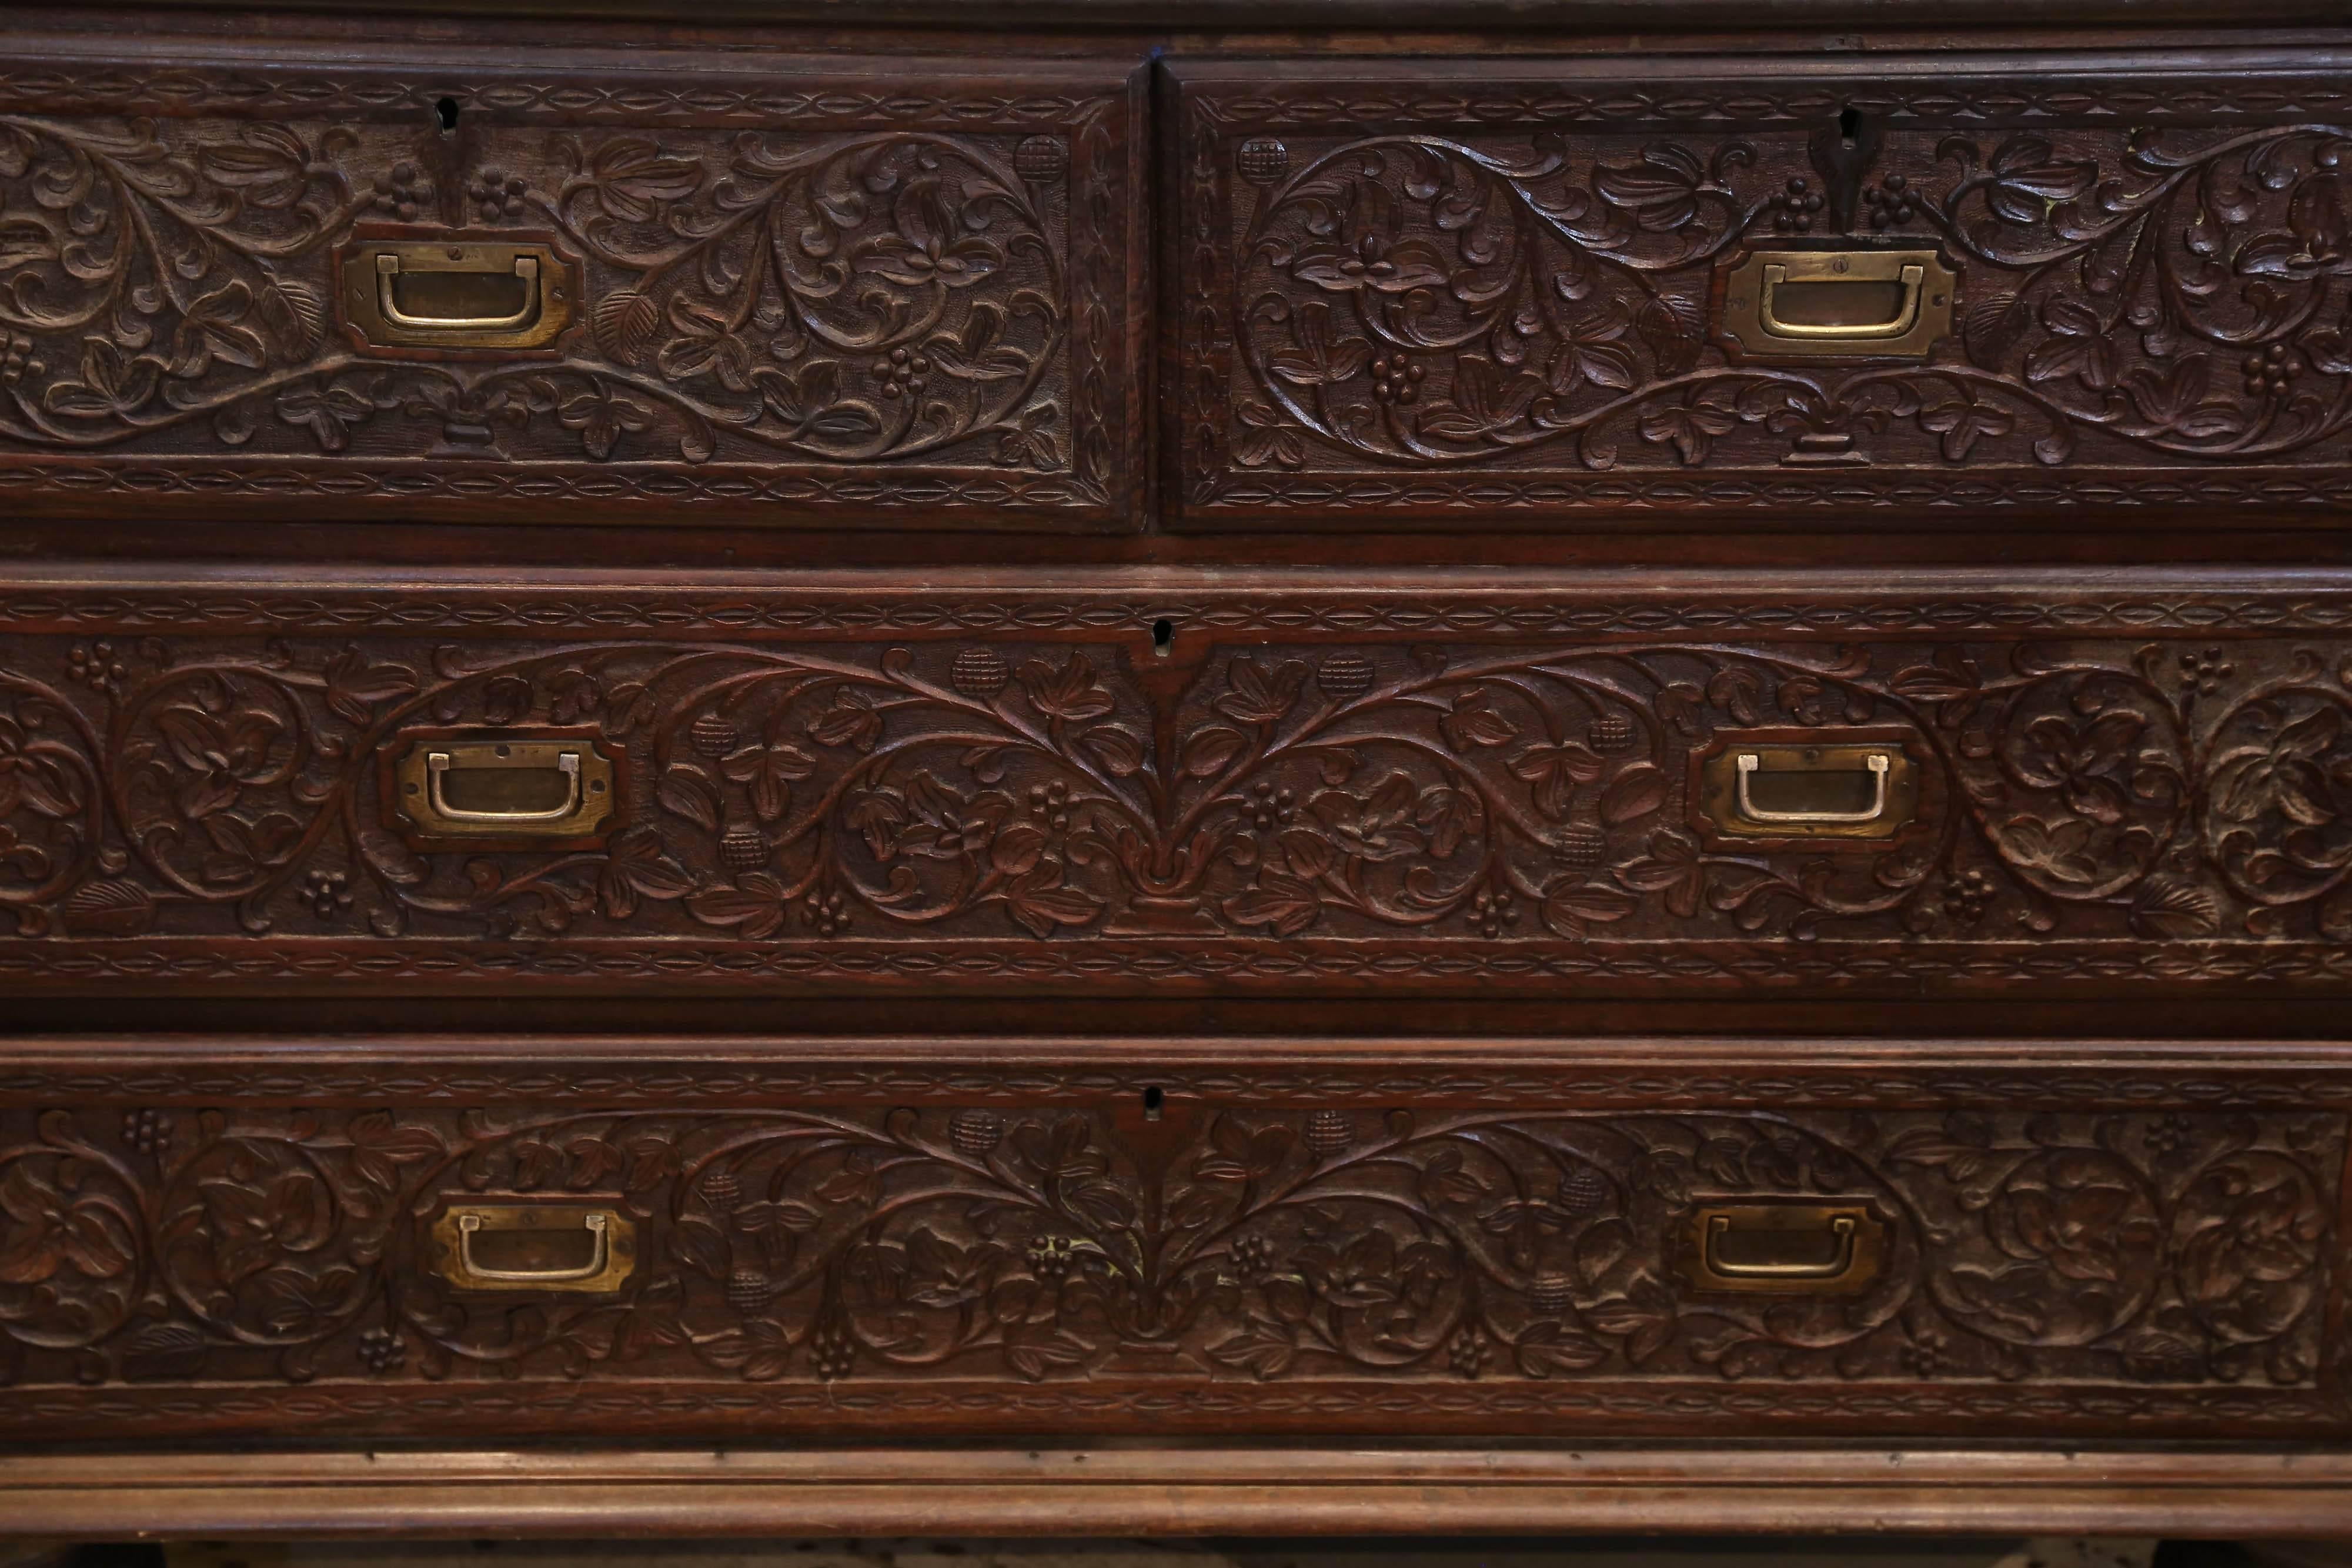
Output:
top-left (7, 1446), bottom-right (2352, 1539)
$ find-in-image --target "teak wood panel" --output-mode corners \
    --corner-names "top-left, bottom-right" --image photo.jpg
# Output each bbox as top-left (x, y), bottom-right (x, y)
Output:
top-left (2, 568), bottom-right (2352, 998)
top-left (0, 1037), bottom-right (2346, 1443)
top-left (1167, 51), bottom-right (2352, 528)
top-left (0, 31), bottom-right (1147, 529)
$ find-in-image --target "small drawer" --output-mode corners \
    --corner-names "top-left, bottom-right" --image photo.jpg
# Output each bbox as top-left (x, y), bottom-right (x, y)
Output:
top-left (0, 26), bottom-right (1145, 530)
top-left (1168, 49), bottom-right (2352, 529)
top-left (0, 1037), bottom-right (2341, 1443)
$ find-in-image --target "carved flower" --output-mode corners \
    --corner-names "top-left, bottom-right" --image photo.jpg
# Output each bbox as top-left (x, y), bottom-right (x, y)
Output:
top-left (0, 706), bottom-right (75, 824)
top-left (656, 296), bottom-right (754, 391)
top-left (2212, 704), bottom-right (2350, 830)
top-left (1017, 651), bottom-right (1115, 724)
top-left (153, 700), bottom-right (293, 821)
top-left (2174, 1158), bottom-right (2324, 1339)
top-left (1309, 771), bottom-right (1425, 862)
top-left (2240, 170), bottom-right (2352, 280)
top-left (1996, 1151), bottom-right (2157, 1287)
top-left (2024, 298), bottom-right (2119, 392)
top-left (1419, 354), bottom-right (1543, 443)
top-left (568, 138), bottom-right (703, 226)
top-left (1268, 300), bottom-right (1372, 386)
top-left (721, 733), bottom-right (817, 822)
top-left (1291, 232), bottom-right (1449, 297)
top-left (1994, 814), bottom-right (2102, 885)
top-left (994, 400), bottom-right (1060, 470)
top-left (856, 178), bottom-right (1003, 290)
top-left (2011, 708), bottom-right (2146, 825)
top-left (1231, 397), bottom-right (1305, 469)
top-left (1977, 135), bottom-right (2097, 229)
top-left (896, 771), bottom-right (1005, 861)
top-left (0, 1158), bottom-right (133, 1286)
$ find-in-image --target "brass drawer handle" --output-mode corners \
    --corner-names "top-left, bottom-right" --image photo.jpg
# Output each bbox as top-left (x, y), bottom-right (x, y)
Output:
top-left (1719, 248), bottom-right (1953, 360)
top-left (393, 737), bottom-right (616, 841)
top-left (430, 1203), bottom-right (637, 1293)
top-left (377, 250), bottom-right (542, 332)
top-left (1736, 749), bottom-right (1889, 825)
top-left (1759, 259), bottom-right (1923, 341)
top-left (428, 747), bottom-right (579, 823)
top-left (1684, 1201), bottom-right (1884, 1295)
top-left (342, 238), bottom-right (575, 352)
top-left (1694, 737), bottom-right (1917, 843)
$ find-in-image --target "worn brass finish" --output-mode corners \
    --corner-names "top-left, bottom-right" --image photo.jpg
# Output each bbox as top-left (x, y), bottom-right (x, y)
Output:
top-left (1719, 247), bottom-right (1955, 360)
top-left (1683, 1201), bottom-right (1886, 1295)
top-left (392, 737), bottom-right (615, 841)
top-left (429, 1202), bottom-right (637, 1293)
top-left (1696, 739), bottom-right (1917, 841)
top-left (342, 236), bottom-right (575, 352)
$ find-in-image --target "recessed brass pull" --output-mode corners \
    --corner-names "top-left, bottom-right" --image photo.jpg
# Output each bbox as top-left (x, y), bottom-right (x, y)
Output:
top-left (1694, 737), bottom-right (1917, 844)
top-left (392, 737), bottom-right (616, 842)
top-left (1761, 260), bottom-right (1922, 339)
top-left (1683, 1201), bottom-right (1884, 1295)
top-left (427, 747), bottom-right (579, 823)
top-left (430, 1203), bottom-right (637, 1293)
top-left (341, 236), bottom-right (576, 352)
top-left (377, 251), bottom-right (542, 332)
top-left (1736, 749), bottom-right (1889, 825)
top-left (1719, 247), bottom-right (1953, 360)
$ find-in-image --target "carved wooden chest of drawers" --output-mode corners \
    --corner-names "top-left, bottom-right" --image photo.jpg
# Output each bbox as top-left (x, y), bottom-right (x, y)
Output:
top-left (4, 0), bottom-right (2352, 1543)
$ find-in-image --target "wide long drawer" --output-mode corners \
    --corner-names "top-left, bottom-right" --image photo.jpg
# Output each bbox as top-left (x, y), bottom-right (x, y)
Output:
top-left (0, 26), bottom-right (1145, 529)
top-left (1168, 49), bottom-right (2352, 529)
top-left (4, 566), bottom-right (2352, 999)
top-left (0, 1035), bottom-right (2345, 1442)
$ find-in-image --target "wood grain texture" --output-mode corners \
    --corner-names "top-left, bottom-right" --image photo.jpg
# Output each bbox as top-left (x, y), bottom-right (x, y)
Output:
top-left (0, 1037), bottom-right (2345, 1443)
top-left (0, 30), bottom-right (1147, 529)
top-left (11, 1443), bottom-right (2352, 1540)
top-left (1169, 51), bottom-right (2352, 527)
top-left (3, 567), bottom-right (2352, 998)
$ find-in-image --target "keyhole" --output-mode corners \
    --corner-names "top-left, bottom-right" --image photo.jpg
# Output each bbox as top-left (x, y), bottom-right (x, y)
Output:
top-left (1151, 618), bottom-right (1174, 659)
top-left (436, 97), bottom-right (460, 133)
top-left (1141, 1086), bottom-right (1165, 1121)
top-left (1838, 105), bottom-right (1861, 144)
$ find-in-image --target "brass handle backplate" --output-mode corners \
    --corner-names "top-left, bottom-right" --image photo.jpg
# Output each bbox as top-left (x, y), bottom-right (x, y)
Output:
top-left (1695, 737), bottom-right (1917, 844)
top-left (1719, 247), bottom-right (1954, 360)
top-left (1683, 1201), bottom-right (1885, 1295)
top-left (342, 236), bottom-right (575, 352)
top-left (392, 737), bottom-right (616, 844)
top-left (429, 1203), bottom-right (637, 1293)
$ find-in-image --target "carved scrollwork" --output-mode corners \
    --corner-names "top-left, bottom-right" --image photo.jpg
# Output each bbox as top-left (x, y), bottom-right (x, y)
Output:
top-left (1181, 63), bottom-right (2352, 517)
top-left (0, 1096), bottom-right (2337, 1433)
top-left (2, 617), bottom-right (2352, 988)
top-left (0, 61), bottom-right (1134, 520)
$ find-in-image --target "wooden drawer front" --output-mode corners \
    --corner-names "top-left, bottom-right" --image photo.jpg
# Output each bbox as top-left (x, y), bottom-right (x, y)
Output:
top-left (0, 31), bottom-right (1144, 529)
top-left (0, 1039), bottom-right (2346, 1442)
top-left (8, 569), bottom-right (2352, 998)
top-left (1169, 51), bottom-right (2352, 529)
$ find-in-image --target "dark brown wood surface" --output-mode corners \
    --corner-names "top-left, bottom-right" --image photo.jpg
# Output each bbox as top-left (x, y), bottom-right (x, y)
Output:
top-left (1, 1035), bottom-right (2345, 1445)
top-left (3, 0), bottom-right (2350, 1538)
top-left (2, 566), bottom-right (2350, 1001)
top-left (1170, 49), bottom-right (2352, 529)
top-left (0, 23), bottom-right (1148, 531)
top-left (11, 1444), bottom-right (2352, 1540)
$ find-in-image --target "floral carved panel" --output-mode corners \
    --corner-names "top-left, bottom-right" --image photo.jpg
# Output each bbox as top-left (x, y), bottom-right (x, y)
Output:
top-left (0, 1073), bottom-right (2341, 1440)
top-left (0, 39), bottom-right (1142, 526)
top-left (1170, 54), bottom-right (2352, 524)
top-left (6, 575), bottom-right (2352, 993)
